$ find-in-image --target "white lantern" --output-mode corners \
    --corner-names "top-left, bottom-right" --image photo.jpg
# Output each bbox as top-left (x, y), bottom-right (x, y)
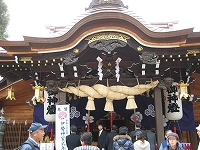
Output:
top-left (163, 85), bottom-right (183, 121)
top-left (44, 90), bottom-right (56, 122)
top-left (165, 99), bottom-right (183, 120)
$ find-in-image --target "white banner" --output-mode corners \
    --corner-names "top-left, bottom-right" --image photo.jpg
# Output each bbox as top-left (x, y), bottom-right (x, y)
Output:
top-left (40, 143), bottom-right (54, 150)
top-left (55, 105), bottom-right (70, 150)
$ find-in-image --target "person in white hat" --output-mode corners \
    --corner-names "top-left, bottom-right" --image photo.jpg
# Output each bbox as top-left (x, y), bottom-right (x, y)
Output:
top-left (196, 124), bottom-right (200, 150)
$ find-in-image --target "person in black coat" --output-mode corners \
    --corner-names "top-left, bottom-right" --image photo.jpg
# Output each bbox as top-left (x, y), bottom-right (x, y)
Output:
top-left (66, 125), bottom-right (81, 150)
top-left (105, 125), bottom-right (118, 150)
top-left (97, 123), bottom-right (107, 150)
top-left (130, 122), bottom-right (147, 143)
top-left (146, 126), bottom-right (156, 150)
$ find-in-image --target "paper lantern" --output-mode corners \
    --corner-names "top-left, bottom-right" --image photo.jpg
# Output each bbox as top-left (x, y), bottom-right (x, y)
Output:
top-left (163, 86), bottom-right (183, 121)
top-left (44, 90), bottom-right (57, 122)
top-left (165, 99), bottom-right (183, 120)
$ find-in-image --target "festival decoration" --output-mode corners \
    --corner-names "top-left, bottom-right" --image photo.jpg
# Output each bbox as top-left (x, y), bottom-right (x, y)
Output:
top-left (178, 80), bottom-right (189, 100)
top-left (115, 57), bottom-right (122, 82)
top-left (59, 63), bottom-right (64, 78)
top-left (82, 112), bottom-right (94, 131)
top-left (6, 87), bottom-right (16, 100)
top-left (104, 98), bottom-right (114, 111)
top-left (97, 56), bottom-right (103, 80)
top-left (162, 115), bottom-right (169, 127)
top-left (164, 83), bottom-right (183, 121)
top-left (130, 111), bottom-right (143, 123)
top-left (126, 96), bottom-right (137, 109)
top-left (58, 80), bottom-right (159, 111)
top-left (55, 105), bottom-right (70, 150)
top-left (44, 91), bottom-right (58, 122)
top-left (110, 112), bottom-right (114, 127)
top-left (31, 85), bottom-right (44, 105)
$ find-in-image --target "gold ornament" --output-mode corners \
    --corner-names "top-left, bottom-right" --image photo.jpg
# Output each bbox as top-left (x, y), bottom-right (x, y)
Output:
top-left (6, 87), bottom-right (16, 100)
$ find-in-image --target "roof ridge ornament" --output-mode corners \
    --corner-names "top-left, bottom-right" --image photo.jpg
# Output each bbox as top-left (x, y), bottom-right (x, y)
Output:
top-left (86, 0), bottom-right (128, 10)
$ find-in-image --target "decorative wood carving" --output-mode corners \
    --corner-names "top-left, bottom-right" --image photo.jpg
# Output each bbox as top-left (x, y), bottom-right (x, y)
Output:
top-left (89, 39), bottom-right (126, 54)
top-left (86, 32), bottom-right (129, 53)
top-left (45, 80), bottom-right (58, 92)
top-left (63, 51), bottom-right (78, 65)
top-left (139, 52), bottom-right (159, 64)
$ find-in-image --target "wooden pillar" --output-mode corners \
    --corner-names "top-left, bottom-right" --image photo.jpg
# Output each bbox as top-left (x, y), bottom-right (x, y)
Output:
top-left (154, 87), bottom-right (164, 147)
top-left (190, 131), bottom-right (198, 150)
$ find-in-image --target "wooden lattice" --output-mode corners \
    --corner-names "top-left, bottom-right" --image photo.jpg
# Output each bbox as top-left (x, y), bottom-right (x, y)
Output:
top-left (2, 123), bottom-right (30, 150)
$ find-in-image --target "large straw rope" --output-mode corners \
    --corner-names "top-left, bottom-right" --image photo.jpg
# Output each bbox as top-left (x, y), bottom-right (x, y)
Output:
top-left (58, 80), bottom-right (159, 110)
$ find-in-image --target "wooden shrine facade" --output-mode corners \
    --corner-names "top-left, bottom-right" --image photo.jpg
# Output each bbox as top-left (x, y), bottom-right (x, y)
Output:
top-left (0, 0), bottom-right (200, 149)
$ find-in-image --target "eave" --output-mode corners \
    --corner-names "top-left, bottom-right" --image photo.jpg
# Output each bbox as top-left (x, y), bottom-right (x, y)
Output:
top-left (0, 12), bottom-right (196, 55)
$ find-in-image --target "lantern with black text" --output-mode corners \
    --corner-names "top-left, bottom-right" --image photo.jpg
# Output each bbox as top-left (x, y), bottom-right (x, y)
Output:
top-left (44, 90), bottom-right (58, 122)
top-left (164, 83), bottom-right (183, 121)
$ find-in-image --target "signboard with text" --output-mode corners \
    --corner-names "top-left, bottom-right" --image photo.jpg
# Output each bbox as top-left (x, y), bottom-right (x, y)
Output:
top-left (55, 105), bottom-right (70, 150)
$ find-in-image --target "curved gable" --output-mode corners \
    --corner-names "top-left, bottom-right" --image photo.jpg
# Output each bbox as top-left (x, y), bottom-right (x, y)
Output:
top-left (22, 11), bottom-right (193, 53)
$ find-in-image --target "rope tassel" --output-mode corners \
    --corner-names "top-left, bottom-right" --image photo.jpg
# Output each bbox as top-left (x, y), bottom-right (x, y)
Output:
top-left (126, 96), bottom-right (137, 109)
top-left (86, 97), bottom-right (95, 110)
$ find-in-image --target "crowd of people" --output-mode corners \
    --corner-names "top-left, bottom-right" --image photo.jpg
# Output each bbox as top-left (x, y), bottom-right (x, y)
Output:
top-left (19, 122), bottom-right (200, 150)
top-left (65, 122), bottom-right (185, 150)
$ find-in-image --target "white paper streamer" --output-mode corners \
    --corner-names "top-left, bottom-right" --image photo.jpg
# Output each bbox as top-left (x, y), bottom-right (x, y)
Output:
top-left (115, 57), bottom-right (122, 82)
top-left (96, 56), bottom-right (103, 80)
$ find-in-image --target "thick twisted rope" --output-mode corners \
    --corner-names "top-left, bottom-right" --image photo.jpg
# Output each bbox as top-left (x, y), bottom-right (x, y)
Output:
top-left (58, 80), bottom-right (159, 111)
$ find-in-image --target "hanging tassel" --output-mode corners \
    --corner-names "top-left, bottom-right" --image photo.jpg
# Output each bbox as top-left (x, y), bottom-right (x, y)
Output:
top-left (87, 110), bottom-right (90, 132)
top-left (126, 96), bottom-right (137, 109)
top-left (104, 98), bottom-right (114, 111)
top-left (86, 97), bottom-right (95, 110)
top-left (110, 111), bottom-right (114, 127)
top-left (104, 79), bottom-right (114, 111)
top-left (174, 121), bottom-right (177, 133)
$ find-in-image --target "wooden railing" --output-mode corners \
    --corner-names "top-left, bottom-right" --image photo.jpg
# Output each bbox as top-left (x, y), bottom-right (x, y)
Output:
top-left (2, 123), bottom-right (30, 150)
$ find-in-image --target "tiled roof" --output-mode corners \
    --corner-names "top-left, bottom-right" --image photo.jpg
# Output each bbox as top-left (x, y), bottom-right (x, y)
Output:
top-left (47, 6), bottom-right (175, 37)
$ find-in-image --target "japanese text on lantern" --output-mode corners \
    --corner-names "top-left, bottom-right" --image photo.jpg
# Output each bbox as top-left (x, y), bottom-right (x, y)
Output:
top-left (167, 85), bottom-right (180, 113)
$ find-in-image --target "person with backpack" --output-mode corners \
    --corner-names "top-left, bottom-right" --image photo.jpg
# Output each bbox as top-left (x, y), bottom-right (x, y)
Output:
top-left (113, 126), bottom-right (134, 150)
top-left (20, 122), bottom-right (47, 150)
